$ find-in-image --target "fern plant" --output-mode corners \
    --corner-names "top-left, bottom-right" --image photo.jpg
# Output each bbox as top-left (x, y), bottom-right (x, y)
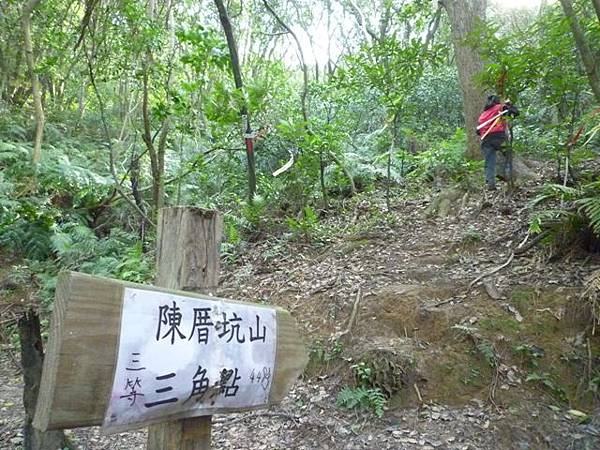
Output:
top-left (529, 180), bottom-right (600, 253)
top-left (336, 360), bottom-right (388, 417)
top-left (525, 372), bottom-right (567, 403)
top-left (576, 181), bottom-right (600, 237)
top-left (336, 386), bottom-right (387, 418)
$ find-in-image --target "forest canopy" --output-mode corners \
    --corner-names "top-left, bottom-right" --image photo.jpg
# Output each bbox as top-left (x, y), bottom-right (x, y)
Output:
top-left (0, 0), bottom-right (599, 297)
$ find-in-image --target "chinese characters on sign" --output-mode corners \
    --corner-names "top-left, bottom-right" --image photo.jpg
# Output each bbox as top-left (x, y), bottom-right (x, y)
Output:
top-left (102, 288), bottom-right (277, 433)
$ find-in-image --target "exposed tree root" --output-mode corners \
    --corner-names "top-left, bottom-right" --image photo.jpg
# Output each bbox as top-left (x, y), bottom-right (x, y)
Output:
top-left (467, 252), bottom-right (515, 294)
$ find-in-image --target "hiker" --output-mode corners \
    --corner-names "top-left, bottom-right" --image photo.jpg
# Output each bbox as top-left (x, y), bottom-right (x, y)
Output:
top-left (476, 95), bottom-right (519, 190)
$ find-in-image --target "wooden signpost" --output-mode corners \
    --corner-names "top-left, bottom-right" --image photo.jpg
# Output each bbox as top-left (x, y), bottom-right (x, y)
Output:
top-left (33, 208), bottom-right (308, 449)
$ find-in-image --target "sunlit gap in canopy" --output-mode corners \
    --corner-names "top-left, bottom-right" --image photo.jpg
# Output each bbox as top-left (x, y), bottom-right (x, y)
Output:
top-left (490, 0), bottom-right (556, 11)
top-left (260, 0), bottom-right (559, 71)
top-left (270, 1), bottom-right (350, 70)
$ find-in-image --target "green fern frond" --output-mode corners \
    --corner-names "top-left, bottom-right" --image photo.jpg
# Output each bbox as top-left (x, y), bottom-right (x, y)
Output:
top-left (476, 341), bottom-right (499, 368)
top-left (0, 141), bottom-right (30, 164)
top-left (337, 386), bottom-right (362, 409)
top-left (578, 196), bottom-right (600, 236)
top-left (336, 386), bottom-right (387, 417)
top-left (366, 388), bottom-right (387, 418)
top-left (531, 184), bottom-right (580, 207)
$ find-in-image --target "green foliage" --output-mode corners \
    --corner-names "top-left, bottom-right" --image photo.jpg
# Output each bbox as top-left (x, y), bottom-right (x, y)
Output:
top-left (461, 368), bottom-right (482, 386)
top-left (462, 227), bottom-right (483, 245)
top-left (472, 6), bottom-right (586, 103)
top-left (352, 361), bottom-right (375, 385)
top-left (476, 341), bottom-right (499, 368)
top-left (577, 187), bottom-right (600, 237)
top-left (514, 344), bottom-right (545, 369)
top-left (341, 37), bottom-right (429, 109)
top-left (177, 25), bottom-right (230, 78)
top-left (336, 360), bottom-right (389, 417)
top-left (51, 226), bottom-right (153, 282)
top-left (336, 386), bottom-right (387, 418)
top-left (526, 371), bottom-right (567, 402)
top-left (588, 373), bottom-right (600, 396)
top-left (285, 206), bottom-right (319, 239)
top-left (115, 242), bottom-right (154, 283)
top-left (407, 129), bottom-right (481, 183)
top-left (529, 180), bottom-right (600, 242)
top-left (309, 340), bottom-right (343, 365)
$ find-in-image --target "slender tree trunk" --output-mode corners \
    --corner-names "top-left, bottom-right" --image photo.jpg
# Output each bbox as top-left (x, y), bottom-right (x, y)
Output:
top-left (0, 44), bottom-right (8, 101)
top-left (19, 310), bottom-right (68, 450)
top-left (214, 0), bottom-right (256, 202)
top-left (319, 151), bottom-right (327, 200)
top-left (130, 147), bottom-right (146, 246)
top-left (156, 119), bottom-right (168, 212)
top-left (262, 0), bottom-right (309, 124)
top-left (326, 0), bottom-right (333, 80)
top-left (386, 148), bottom-right (392, 211)
top-left (424, 7), bottom-right (442, 52)
top-left (140, 0), bottom-right (172, 217)
top-left (77, 79), bottom-right (86, 124)
top-left (141, 67), bottom-right (162, 213)
top-left (559, 0), bottom-right (600, 103)
top-left (21, 0), bottom-right (44, 166)
top-left (386, 112), bottom-right (399, 212)
top-left (439, 0), bottom-right (487, 159)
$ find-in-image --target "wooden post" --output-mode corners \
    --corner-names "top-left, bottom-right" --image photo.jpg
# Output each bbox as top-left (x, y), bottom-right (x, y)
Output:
top-left (147, 207), bottom-right (222, 450)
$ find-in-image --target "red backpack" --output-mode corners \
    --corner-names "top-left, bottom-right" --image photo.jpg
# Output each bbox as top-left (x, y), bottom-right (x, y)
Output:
top-left (477, 104), bottom-right (506, 137)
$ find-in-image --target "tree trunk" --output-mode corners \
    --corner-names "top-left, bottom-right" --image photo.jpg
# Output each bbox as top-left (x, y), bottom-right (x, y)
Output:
top-left (18, 310), bottom-right (67, 450)
top-left (130, 147), bottom-right (147, 246)
top-left (559, 0), bottom-right (600, 103)
top-left (141, 67), bottom-right (162, 214)
top-left (76, 78), bottom-right (88, 126)
top-left (214, 0), bottom-right (256, 202)
top-left (0, 43), bottom-right (8, 101)
top-left (140, 0), bottom-right (172, 217)
top-left (156, 119), bottom-right (168, 212)
top-left (21, 0), bottom-right (44, 166)
top-left (440, 0), bottom-right (487, 159)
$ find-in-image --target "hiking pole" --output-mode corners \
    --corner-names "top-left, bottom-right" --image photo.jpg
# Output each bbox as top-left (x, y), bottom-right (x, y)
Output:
top-left (480, 113), bottom-right (504, 141)
top-left (477, 109), bottom-right (509, 132)
top-left (508, 123), bottom-right (514, 189)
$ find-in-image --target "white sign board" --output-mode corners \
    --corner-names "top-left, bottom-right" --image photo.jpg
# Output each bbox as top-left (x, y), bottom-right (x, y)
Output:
top-left (102, 288), bottom-right (277, 433)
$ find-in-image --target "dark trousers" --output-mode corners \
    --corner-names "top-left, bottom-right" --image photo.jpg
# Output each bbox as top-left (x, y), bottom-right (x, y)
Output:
top-left (481, 133), bottom-right (506, 187)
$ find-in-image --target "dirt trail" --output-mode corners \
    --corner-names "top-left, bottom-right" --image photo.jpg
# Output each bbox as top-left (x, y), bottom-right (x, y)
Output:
top-left (2, 173), bottom-right (600, 449)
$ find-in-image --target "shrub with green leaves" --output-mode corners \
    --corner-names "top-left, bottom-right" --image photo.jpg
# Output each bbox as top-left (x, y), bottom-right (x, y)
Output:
top-left (285, 205), bottom-right (319, 239)
top-left (407, 129), bottom-right (481, 184)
